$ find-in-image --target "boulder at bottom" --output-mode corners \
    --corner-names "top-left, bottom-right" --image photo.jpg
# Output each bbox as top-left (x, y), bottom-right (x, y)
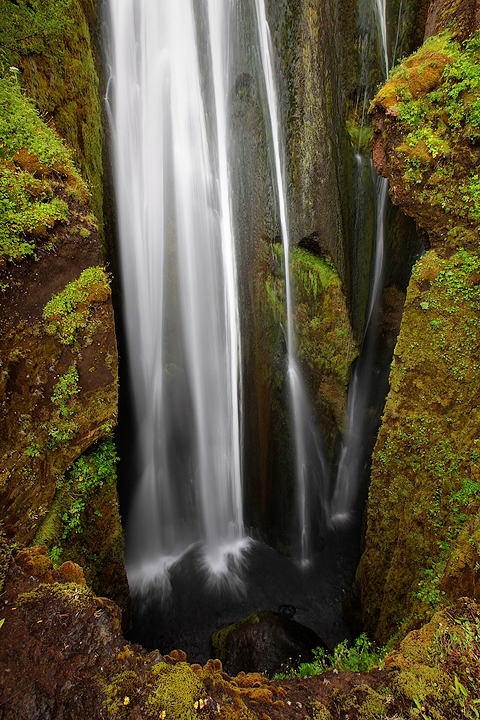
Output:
top-left (211, 610), bottom-right (327, 677)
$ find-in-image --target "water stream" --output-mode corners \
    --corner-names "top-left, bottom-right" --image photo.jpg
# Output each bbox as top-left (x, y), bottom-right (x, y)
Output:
top-left (107, 0), bottom-right (248, 596)
top-left (254, 0), bottom-right (329, 565)
top-left (331, 0), bottom-right (390, 522)
top-left (331, 171), bottom-right (388, 521)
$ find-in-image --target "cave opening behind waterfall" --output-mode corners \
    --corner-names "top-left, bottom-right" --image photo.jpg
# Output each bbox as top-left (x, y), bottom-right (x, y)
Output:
top-left (106, 0), bottom-right (423, 664)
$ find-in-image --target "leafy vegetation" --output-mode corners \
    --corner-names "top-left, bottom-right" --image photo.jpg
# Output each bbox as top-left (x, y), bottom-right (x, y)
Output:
top-left (373, 30), bottom-right (480, 243)
top-left (0, 0), bottom-right (105, 244)
top-left (43, 266), bottom-right (111, 345)
top-left (46, 364), bottom-right (82, 448)
top-left (274, 633), bottom-right (386, 679)
top-left (42, 437), bottom-right (119, 566)
top-left (0, 0), bottom-right (74, 56)
top-left (0, 73), bottom-right (86, 265)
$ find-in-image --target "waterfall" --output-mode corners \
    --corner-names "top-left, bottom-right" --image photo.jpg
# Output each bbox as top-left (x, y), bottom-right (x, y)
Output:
top-left (331, 0), bottom-right (389, 522)
top-left (375, 0), bottom-right (389, 77)
top-left (107, 0), bottom-right (248, 594)
top-left (331, 170), bottom-right (388, 521)
top-left (253, 0), bottom-right (329, 564)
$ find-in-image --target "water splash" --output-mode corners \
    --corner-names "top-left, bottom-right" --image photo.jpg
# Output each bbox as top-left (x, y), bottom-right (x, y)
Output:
top-left (107, 0), bottom-right (245, 594)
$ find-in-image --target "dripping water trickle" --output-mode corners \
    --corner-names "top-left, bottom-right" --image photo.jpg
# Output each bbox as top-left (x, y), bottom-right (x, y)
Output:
top-left (331, 0), bottom-right (390, 523)
top-left (254, 0), bottom-right (329, 564)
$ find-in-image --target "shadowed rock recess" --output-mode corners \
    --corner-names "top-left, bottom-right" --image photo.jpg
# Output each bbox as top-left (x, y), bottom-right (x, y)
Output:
top-left (1, 0), bottom-right (480, 718)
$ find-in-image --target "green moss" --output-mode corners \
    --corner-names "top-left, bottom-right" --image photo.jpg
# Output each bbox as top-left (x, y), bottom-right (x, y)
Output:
top-left (373, 30), bottom-right (480, 245)
top-left (0, 532), bottom-right (12, 593)
top-left (43, 266), bottom-right (111, 345)
top-left (144, 662), bottom-right (203, 719)
top-left (359, 247), bottom-right (480, 642)
top-left (211, 613), bottom-right (264, 665)
top-left (310, 703), bottom-right (332, 720)
top-left (16, 581), bottom-right (94, 608)
top-left (0, 74), bottom-right (86, 266)
top-left (266, 244), bottom-right (357, 454)
top-left (98, 670), bottom-right (141, 720)
top-left (0, 0), bottom-right (105, 244)
top-left (34, 437), bottom-right (118, 565)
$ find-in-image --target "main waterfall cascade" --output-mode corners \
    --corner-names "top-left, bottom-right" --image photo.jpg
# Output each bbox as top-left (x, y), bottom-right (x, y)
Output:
top-left (106, 0), bottom-right (420, 660)
top-left (108, 0), bottom-right (331, 596)
top-left (107, 0), bottom-right (248, 593)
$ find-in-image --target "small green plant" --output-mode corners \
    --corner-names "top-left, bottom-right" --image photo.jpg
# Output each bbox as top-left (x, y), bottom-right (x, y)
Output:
top-left (44, 437), bottom-right (119, 565)
top-left (44, 364), bottom-right (81, 448)
top-left (43, 266), bottom-right (110, 345)
top-left (51, 364), bottom-right (80, 416)
top-left (274, 633), bottom-right (385, 679)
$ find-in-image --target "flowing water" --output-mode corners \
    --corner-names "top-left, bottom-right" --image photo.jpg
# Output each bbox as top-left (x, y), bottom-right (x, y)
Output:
top-left (331, 170), bottom-right (388, 521)
top-left (331, 0), bottom-right (390, 522)
top-left (107, 0), bottom-right (249, 596)
top-left (253, 0), bottom-right (329, 564)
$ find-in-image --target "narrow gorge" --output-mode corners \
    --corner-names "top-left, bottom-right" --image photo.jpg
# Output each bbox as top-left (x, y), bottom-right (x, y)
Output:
top-left (0, 0), bottom-right (480, 718)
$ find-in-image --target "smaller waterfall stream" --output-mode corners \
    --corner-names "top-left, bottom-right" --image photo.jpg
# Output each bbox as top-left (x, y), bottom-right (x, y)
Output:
top-left (331, 170), bottom-right (388, 521)
top-left (331, 0), bottom-right (389, 522)
top-left (254, 0), bottom-right (328, 563)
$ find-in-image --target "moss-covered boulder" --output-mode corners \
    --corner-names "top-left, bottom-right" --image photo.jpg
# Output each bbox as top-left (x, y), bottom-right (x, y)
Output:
top-left (357, 21), bottom-right (480, 644)
top-left (211, 610), bottom-right (326, 678)
top-left (267, 244), bottom-right (358, 459)
top-left (371, 30), bottom-right (480, 250)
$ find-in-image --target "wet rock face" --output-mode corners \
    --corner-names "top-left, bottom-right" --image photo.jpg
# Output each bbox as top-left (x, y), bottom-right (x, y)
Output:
top-left (211, 610), bottom-right (327, 677)
top-left (425, 0), bottom-right (480, 41)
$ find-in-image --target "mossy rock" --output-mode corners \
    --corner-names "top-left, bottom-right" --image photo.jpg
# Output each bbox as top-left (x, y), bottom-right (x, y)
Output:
top-left (144, 661), bottom-right (203, 719)
top-left (358, 247), bottom-right (480, 643)
top-left (0, 0), bottom-right (106, 244)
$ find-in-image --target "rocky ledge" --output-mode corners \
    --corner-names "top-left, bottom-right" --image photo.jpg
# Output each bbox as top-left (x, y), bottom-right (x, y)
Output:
top-left (1, 540), bottom-right (479, 720)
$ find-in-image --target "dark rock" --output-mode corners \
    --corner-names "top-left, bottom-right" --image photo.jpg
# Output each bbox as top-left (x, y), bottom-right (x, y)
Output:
top-left (278, 604), bottom-right (296, 619)
top-left (298, 231), bottom-right (328, 257)
top-left (211, 610), bottom-right (327, 677)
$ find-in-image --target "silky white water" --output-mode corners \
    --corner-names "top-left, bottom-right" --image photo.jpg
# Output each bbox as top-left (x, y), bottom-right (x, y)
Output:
top-left (254, 0), bottom-right (328, 563)
top-left (331, 170), bottom-right (388, 521)
top-left (107, 0), bottom-right (247, 593)
top-left (331, 0), bottom-right (389, 522)
top-left (375, 0), bottom-right (389, 77)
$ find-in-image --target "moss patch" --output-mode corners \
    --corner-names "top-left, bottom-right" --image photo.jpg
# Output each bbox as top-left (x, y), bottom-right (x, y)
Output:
top-left (372, 30), bottom-right (480, 248)
top-left (266, 244), bottom-right (357, 455)
top-left (43, 265), bottom-right (111, 345)
top-left (0, 74), bottom-right (87, 267)
top-left (144, 662), bottom-right (203, 719)
top-left (0, 0), bottom-right (105, 244)
top-left (358, 247), bottom-right (480, 643)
